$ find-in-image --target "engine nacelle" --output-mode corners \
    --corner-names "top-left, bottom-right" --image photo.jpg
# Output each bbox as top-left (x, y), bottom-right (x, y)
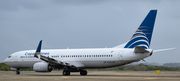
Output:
top-left (10, 67), bottom-right (17, 71)
top-left (33, 62), bottom-right (53, 72)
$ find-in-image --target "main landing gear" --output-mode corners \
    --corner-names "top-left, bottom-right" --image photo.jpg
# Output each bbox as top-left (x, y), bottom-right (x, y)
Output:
top-left (62, 69), bottom-right (87, 76)
top-left (63, 70), bottom-right (70, 75)
top-left (80, 70), bottom-right (87, 76)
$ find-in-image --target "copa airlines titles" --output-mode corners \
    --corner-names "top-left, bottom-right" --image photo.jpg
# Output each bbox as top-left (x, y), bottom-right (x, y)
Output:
top-left (25, 52), bottom-right (49, 56)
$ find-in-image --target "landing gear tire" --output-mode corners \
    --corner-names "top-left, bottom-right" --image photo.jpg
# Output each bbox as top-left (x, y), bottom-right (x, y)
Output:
top-left (80, 70), bottom-right (87, 76)
top-left (63, 70), bottom-right (70, 76)
top-left (16, 71), bottom-right (20, 75)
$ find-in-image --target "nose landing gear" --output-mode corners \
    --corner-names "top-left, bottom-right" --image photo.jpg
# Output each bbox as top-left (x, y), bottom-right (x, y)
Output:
top-left (16, 68), bottom-right (20, 75)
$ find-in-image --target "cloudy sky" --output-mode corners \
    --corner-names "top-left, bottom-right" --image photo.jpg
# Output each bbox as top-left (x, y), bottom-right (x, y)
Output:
top-left (0, 0), bottom-right (179, 63)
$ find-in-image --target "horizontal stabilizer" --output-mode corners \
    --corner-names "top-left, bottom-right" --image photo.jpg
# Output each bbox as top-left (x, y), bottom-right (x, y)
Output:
top-left (134, 46), bottom-right (149, 53)
top-left (153, 48), bottom-right (176, 52)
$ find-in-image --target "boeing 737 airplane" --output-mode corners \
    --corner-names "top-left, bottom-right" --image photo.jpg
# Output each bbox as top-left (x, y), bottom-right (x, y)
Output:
top-left (3, 10), bottom-right (174, 76)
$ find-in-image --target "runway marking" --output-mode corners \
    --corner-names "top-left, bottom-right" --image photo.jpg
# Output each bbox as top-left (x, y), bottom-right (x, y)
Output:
top-left (146, 77), bottom-right (180, 80)
top-left (146, 77), bottom-right (159, 79)
top-left (61, 76), bottom-right (69, 78)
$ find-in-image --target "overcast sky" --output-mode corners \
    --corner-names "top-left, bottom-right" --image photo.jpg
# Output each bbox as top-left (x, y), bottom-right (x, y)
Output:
top-left (0, 0), bottom-right (179, 63)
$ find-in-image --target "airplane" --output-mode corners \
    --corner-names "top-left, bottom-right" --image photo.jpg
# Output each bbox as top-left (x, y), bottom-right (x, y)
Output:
top-left (3, 10), bottom-right (174, 76)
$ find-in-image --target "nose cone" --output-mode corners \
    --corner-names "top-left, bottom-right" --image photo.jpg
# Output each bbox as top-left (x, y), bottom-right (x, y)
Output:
top-left (4, 55), bottom-right (12, 66)
top-left (3, 58), bottom-right (12, 67)
top-left (4, 58), bottom-right (8, 64)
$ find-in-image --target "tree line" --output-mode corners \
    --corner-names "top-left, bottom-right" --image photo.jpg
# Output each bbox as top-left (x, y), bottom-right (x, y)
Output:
top-left (1, 63), bottom-right (180, 71)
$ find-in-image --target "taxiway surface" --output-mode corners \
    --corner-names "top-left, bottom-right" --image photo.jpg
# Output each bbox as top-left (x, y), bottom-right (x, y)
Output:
top-left (0, 71), bottom-right (180, 81)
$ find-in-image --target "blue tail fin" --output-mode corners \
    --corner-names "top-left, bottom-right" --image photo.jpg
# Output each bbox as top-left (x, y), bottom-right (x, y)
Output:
top-left (124, 10), bottom-right (157, 49)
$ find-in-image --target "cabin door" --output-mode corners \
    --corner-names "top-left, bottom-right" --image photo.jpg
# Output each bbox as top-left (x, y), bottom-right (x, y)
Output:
top-left (59, 54), bottom-right (64, 60)
top-left (118, 51), bottom-right (123, 61)
top-left (14, 55), bottom-right (18, 62)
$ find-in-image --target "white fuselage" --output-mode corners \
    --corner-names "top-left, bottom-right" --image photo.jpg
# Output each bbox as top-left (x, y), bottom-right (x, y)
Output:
top-left (4, 48), bottom-right (152, 69)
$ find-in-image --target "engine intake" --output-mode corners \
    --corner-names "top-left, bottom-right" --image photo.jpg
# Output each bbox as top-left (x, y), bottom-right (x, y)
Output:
top-left (33, 62), bottom-right (52, 72)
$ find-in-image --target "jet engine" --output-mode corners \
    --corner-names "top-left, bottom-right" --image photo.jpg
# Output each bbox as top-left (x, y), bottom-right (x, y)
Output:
top-left (33, 62), bottom-right (53, 72)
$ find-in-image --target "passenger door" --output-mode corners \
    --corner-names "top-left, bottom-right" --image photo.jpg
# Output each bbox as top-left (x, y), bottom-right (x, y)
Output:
top-left (14, 55), bottom-right (18, 62)
top-left (118, 51), bottom-right (123, 61)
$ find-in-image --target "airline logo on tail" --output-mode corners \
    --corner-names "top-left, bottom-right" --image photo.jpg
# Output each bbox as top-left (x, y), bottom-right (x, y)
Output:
top-left (124, 10), bottom-right (157, 49)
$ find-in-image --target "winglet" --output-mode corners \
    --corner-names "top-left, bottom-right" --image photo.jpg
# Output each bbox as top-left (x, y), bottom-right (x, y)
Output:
top-left (36, 40), bottom-right (42, 52)
top-left (34, 40), bottom-right (43, 58)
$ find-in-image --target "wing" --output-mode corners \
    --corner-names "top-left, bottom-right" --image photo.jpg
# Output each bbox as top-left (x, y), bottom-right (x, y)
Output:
top-left (33, 40), bottom-right (80, 67)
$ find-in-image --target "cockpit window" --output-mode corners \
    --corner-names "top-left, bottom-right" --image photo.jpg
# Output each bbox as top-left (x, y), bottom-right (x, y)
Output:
top-left (8, 56), bottom-right (11, 58)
